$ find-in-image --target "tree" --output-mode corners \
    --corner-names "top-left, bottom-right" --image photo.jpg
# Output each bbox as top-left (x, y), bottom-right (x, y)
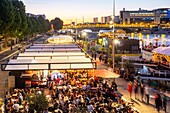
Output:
top-left (51, 17), bottom-right (63, 30)
top-left (37, 16), bottom-right (51, 33)
top-left (10, 0), bottom-right (28, 40)
top-left (27, 92), bottom-right (49, 113)
top-left (24, 16), bottom-right (34, 36)
top-left (123, 60), bottom-right (135, 81)
top-left (0, 0), bottom-right (15, 47)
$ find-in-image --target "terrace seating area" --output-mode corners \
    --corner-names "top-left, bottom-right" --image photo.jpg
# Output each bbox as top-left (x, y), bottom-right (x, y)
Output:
top-left (3, 76), bottom-right (140, 113)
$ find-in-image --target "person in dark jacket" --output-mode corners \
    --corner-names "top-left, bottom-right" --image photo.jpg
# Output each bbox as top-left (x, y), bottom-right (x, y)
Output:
top-left (140, 81), bottom-right (145, 101)
top-left (155, 93), bottom-right (162, 113)
top-left (162, 94), bottom-right (167, 113)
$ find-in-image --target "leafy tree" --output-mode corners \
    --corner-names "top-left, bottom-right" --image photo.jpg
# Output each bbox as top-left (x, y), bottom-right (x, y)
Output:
top-left (24, 16), bottom-right (34, 36)
top-left (37, 16), bottom-right (51, 33)
top-left (44, 19), bottom-right (51, 32)
top-left (51, 17), bottom-right (63, 30)
top-left (0, 0), bottom-right (14, 47)
top-left (10, 0), bottom-right (28, 40)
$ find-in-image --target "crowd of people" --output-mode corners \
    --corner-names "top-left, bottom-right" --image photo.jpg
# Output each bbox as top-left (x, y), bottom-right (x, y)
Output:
top-left (3, 74), bottom-right (140, 113)
top-left (127, 78), bottom-right (168, 113)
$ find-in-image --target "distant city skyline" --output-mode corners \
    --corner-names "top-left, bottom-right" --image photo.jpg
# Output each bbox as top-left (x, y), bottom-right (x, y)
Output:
top-left (22, 0), bottom-right (170, 24)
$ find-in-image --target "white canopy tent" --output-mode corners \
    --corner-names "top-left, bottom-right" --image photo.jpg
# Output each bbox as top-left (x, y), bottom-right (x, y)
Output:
top-left (47, 35), bottom-right (74, 44)
top-left (24, 49), bottom-right (81, 52)
top-left (152, 47), bottom-right (170, 56)
top-left (5, 59), bottom-right (95, 70)
top-left (2, 43), bottom-right (96, 71)
top-left (18, 52), bottom-right (85, 56)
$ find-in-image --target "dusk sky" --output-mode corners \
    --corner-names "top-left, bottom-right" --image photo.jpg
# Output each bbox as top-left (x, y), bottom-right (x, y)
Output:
top-left (22, 0), bottom-right (170, 24)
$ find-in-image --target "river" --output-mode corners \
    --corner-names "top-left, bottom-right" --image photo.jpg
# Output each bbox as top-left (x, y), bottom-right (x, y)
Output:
top-left (127, 33), bottom-right (170, 46)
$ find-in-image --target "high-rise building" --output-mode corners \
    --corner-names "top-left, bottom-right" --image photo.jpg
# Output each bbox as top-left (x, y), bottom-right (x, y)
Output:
top-left (93, 17), bottom-right (98, 24)
top-left (101, 16), bottom-right (112, 24)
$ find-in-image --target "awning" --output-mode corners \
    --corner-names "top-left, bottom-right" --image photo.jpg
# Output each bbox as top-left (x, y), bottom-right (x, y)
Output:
top-left (90, 69), bottom-right (120, 78)
top-left (2, 43), bottom-right (96, 71)
top-left (152, 47), bottom-right (170, 56)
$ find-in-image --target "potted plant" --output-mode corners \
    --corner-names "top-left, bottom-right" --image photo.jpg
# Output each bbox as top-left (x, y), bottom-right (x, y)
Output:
top-left (27, 92), bottom-right (49, 113)
top-left (107, 58), bottom-right (113, 67)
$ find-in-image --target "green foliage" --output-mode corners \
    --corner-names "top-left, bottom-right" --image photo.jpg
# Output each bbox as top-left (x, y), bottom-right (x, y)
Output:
top-left (27, 92), bottom-right (49, 113)
top-left (10, 0), bottom-right (28, 38)
top-left (0, 0), bottom-right (51, 44)
top-left (107, 58), bottom-right (113, 67)
top-left (0, 0), bottom-right (14, 34)
top-left (51, 17), bottom-right (63, 30)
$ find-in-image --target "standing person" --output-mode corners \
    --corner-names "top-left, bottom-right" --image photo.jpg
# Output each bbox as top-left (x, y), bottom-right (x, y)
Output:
top-left (127, 82), bottom-right (133, 100)
top-left (94, 51), bottom-right (97, 60)
top-left (145, 85), bottom-right (151, 104)
top-left (140, 81), bottom-right (145, 101)
top-left (111, 81), bottom-right (117, 91)
top-left (134, 79), bottom-right (139, 99)
top-left (155, 93), bottom-right (162, 113)
top-left (47, 74), bottom-right (51, 87)
top-left (162, 94), bottom-right (167, 113)
top-left (99, 53), bottom-right (102, 62)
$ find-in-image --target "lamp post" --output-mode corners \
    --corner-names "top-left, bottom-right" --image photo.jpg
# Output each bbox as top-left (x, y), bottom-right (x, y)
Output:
top-left (112, 0), bottom-right (115, 72)
top-left (75, 19), bottom-right (78, 42)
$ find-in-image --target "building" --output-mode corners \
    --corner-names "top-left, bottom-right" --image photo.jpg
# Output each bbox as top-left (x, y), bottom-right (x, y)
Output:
top-left (115, 39), bottom-right (140, 54)
top-left (93, 17), bottom-right (98, 24)
top-left (35, 14), bottom-right (46, 20)
top-left (120, 8), bottom-right (170, 24)
top-left (26, 13), bottom-right (46, 20)
top-left (101, 16), bottom-right (112, 24)
top-left (100, 16), bottom-right (120, 24)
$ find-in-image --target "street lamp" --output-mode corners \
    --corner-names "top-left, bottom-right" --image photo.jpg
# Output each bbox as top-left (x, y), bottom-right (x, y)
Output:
top-left (112, 0), bottom-right (115, 72)
top-left (75, 19), bottom-right (78, 42)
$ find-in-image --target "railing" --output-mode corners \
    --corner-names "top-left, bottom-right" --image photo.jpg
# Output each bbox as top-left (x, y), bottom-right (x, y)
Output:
top-left (63, 23), bottom-right (150, 29)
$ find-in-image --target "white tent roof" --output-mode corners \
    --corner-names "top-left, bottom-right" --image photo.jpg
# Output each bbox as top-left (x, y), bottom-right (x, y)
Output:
top-left (152, 47), bottom-right (170, 56)
top-left (152, 47), bottom-right (166, 53)
top-left (18, 52), bottom-right (85, 56)
top-left (5, 59), bottom-right (94, 70)
top-left (25, 49), bottom-right (81, 52)
top-left (47, 35), bottom-right (74, 44)
top-left (160, 47), bottom-right (170, 56)
top-left (33, 44), bottom-right (76, 46)
top-left (3, 43), bottom-right (96, 70)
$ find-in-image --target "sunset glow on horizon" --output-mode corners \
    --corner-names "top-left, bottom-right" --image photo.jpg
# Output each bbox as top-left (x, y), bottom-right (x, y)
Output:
top-left (22, 0), bottom-right (170, 24)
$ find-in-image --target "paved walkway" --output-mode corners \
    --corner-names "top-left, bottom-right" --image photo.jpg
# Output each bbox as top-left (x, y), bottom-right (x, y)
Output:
top-left (96, 58), bottom-right (170, 113)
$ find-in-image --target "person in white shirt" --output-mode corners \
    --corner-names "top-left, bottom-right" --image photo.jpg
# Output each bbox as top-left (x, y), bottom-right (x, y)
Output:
top-left (87, 103), bottom-right (93, 113)
top-left (144, 85), bottom-right (152, 104)
top-left (82, 83), bottom-right (87, 90)
top-left (13, 101), bottom-right (19, 112)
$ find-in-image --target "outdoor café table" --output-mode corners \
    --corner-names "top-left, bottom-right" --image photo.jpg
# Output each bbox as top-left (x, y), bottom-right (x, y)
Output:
top-left (56, 86), bottom-right (63, 90)
top-left (19, 105), bottom-right (24, 112)
top-left (79, 78), bottom-right (87, 81)
top-left (91, 87), bottom-right (98, 90)
top-left (111, 103), bottom-right (119, 108)
top-left (72, 86), bottom-right (77, 90)
top-left (54, 109), bottom-right (63, 113)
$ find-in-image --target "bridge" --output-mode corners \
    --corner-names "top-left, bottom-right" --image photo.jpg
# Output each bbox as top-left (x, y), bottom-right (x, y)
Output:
top-left (63, 23), bottom-right (157, 30)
